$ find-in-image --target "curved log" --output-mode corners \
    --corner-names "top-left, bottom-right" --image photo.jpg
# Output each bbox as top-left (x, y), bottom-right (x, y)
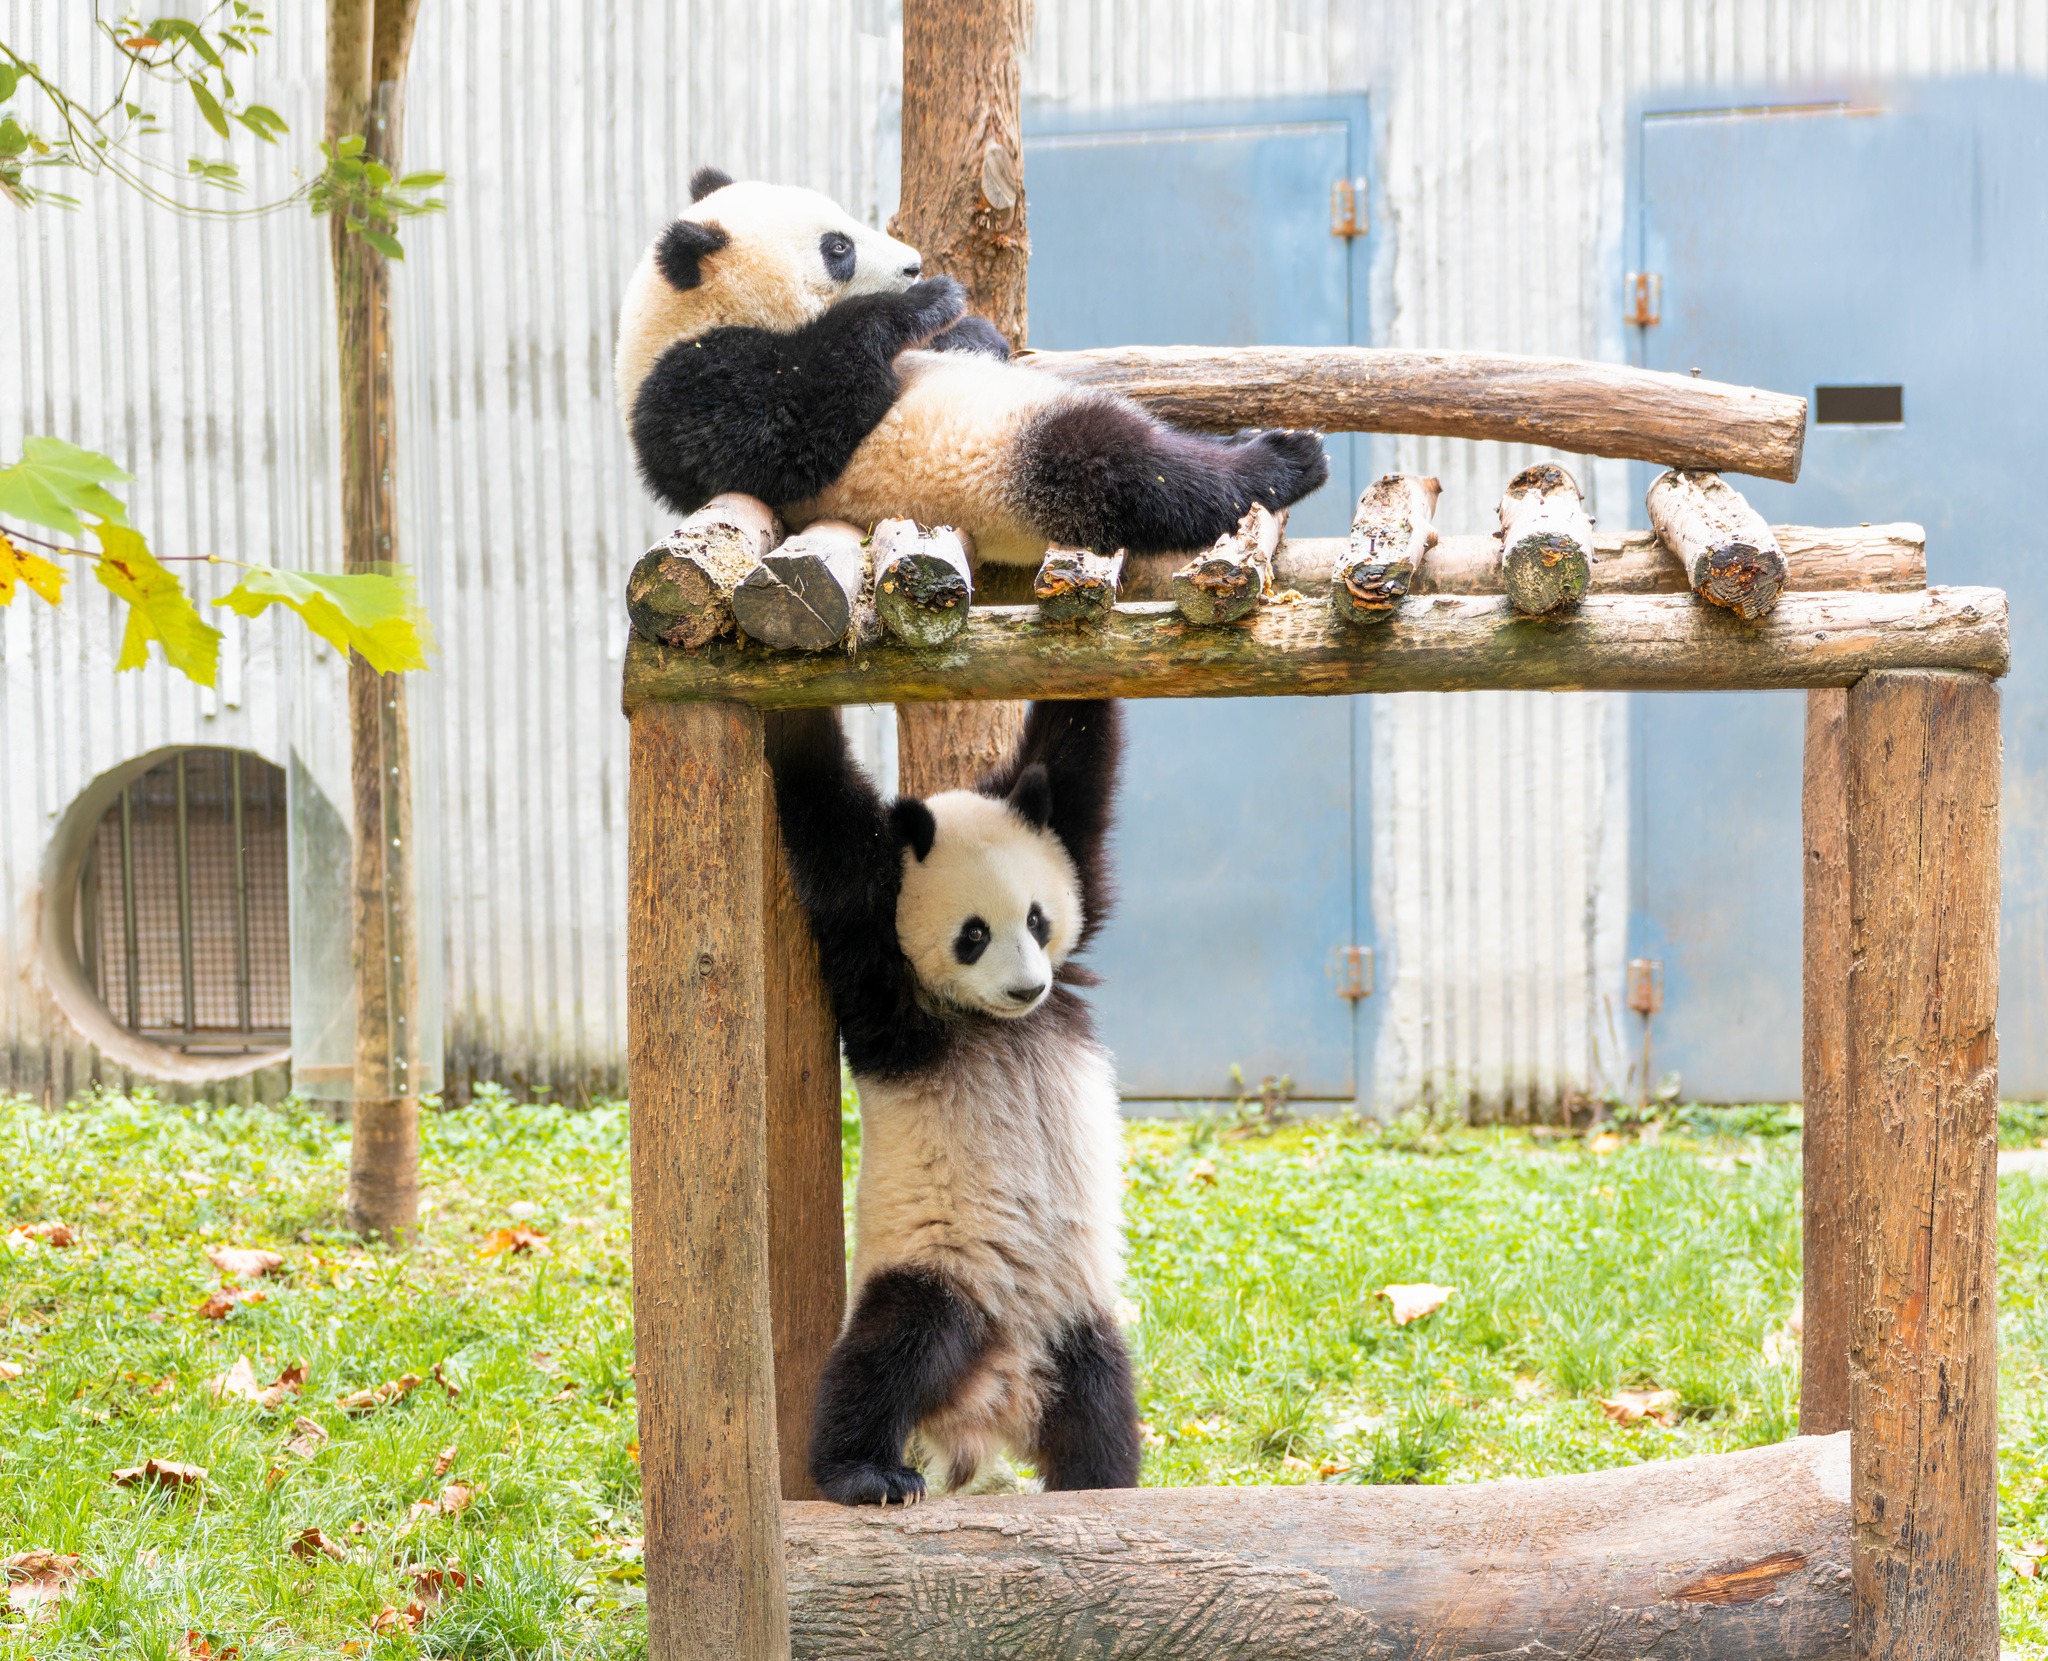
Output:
top-left (1021, 345), bottom-right (1808, 482)
top-left (785, 1433), bottom-right (1854, 1660)
top-left (621, 587), bottom-right (2007, 712)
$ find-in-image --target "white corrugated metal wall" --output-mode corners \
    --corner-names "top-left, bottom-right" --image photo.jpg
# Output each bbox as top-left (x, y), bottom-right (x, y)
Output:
top-left (7, 0), bottom-right (2045, 1109)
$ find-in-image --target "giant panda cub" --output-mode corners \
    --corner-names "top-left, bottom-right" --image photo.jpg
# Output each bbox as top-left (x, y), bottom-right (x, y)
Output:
top-left (615, 167), bottom-right (1330, 565)
top-left (771, 698), bottom-right (1139, 1504)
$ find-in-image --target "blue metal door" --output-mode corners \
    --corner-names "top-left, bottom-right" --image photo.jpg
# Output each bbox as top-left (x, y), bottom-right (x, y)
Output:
top-left (1632, 80), bottom-right (2048, 1099)
top-left (1023, 98), bottom-right (1377, 1101)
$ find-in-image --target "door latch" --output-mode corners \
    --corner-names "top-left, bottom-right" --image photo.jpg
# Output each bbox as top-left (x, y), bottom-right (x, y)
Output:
top-left (1627, 958), bottom-right (1664, 1014)
top-left (1331, 177), bottom-right (1367, 239)
top-left (1624, 272), bottom-right (1662, 326)
top-left (1331, 945), bottom-right (1374, 1000)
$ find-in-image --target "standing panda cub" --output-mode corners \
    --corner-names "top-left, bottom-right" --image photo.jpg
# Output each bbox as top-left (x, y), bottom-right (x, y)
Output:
top-left (616, 166), bottom-right (1330, 565)
top-left (771, 699), bottom-right (1140, 1503)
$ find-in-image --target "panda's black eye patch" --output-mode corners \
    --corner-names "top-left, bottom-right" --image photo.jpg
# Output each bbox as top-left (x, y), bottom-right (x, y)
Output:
top-left (954, 917), bottom-right (991, 965)
top-left (1027, 903), bottom-right (1050, 947)
top-left (821, 232), bottom-right (857, 283)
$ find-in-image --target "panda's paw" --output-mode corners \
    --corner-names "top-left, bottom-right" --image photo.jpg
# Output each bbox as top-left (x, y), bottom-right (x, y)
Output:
top-left (816, 1461), bottom-right (929, 1508)
top-left (1231, 428), bottom-right (1331, 508)
top-left (895, 275), bottom-right (969, 342)
top-left (928, 314), bottom-right (1013, 361)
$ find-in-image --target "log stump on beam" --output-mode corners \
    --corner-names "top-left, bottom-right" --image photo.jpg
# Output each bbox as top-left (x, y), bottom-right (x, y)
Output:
top-left (1332, 473), bottom-right (1441, 626)
top-left (1033, 547), bottom-right (1124, 622)
top-left (627, 495), bottom-right (784, 650)
top-left (1172, 502), bottom-right (1284, 625)
top-left (873, 520), bottom-right (975, 648)
top-left (1648, 467), bottom-right (1789, 620)
top-left (1496, 463), bottom-right (1593, 616)
top-left (734, 520), bottom-right (868, 652)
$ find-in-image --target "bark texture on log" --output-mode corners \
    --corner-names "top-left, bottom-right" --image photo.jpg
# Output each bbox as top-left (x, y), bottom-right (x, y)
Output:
top-left (895, 700), bottom-right (1029, 796)
top-left (1171, 503), bottom-right (1284, 625)
top-left (629, 496), bottom-right (786, 650)
top-left (1023, 345), bottom-right (1809, 481)
top-left (1648, 468), bottom-right (1789, 621)
top-left (1333, 473), bottom-right (1441, 625)
top-left (1497, 463), bottom-right (1593, 616)
top-left (734, 521), bottom-right (867, 653)
top-left (873, 521), bottom-right (974, 647)
top-left (1034, 547), bottom-right (1124, 621)
top-left (761, 715), bottom-right (844, 1502)
top-left (628, 701), bottom-right (789, 1661)
top-left (1845, 670), bottom-right (2000, 1660)
top-left (784, 1434), bottom-right (1854, 1660)
top-left (1801, 688), bottom-right (1852, 1439)
top-left (622, 587), bottom-right (2008, 710)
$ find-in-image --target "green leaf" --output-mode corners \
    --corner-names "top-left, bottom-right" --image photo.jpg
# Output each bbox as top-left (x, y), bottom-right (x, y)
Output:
top-left (338, 134), bottom-right (365, 156)
top-left (0, 438), bottom-right (132, 536)
top-left (150, 18), bottom-right (223, 68)
top-left (398, 171), bottom-right (445, 189)
top-left (189, 78), bottom-right (230, 140)
top-left (0, 118), bottom-right (27, 160)
top-left (0, 66), bottom-right (19, 104)
top-left (216, 564), bottom-right (433, 673)
top-left (92, 522), bottom-right (220, 686)
top-left (360, 225), bottom-right (404, 261)
top-left (242, 102), bottom-right (288, 135)
top-left (233, 110), bottom-right (276, 144)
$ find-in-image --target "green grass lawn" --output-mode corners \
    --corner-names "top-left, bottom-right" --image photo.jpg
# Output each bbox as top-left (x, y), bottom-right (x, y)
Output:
top-left (2, 1086), bottom-right (2045, 1657)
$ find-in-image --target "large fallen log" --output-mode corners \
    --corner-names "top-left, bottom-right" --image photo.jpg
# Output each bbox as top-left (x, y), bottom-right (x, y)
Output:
top-left (784, 1433), bottom-right (1853, 1660)
top-left (1022, 345), bottom-right (1808, 482)
top-left (622, 585), bottom-right (2007, 711)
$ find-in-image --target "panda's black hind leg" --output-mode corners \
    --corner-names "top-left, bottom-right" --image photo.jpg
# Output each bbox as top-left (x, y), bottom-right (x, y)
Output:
top-left (809, 1267), bottom-right (986, 1507)
top-left (1032, 1310), bottom-right (1142, 1491)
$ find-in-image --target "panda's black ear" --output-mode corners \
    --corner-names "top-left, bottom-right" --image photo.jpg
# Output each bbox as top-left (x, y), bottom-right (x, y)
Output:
top-left (690, 166), bottom-right (734, 202)
top-left (1006, 763), bottom-right (1052, 830)
top-left (888, 797), bottom-right (937, 862)
top-left (655, 218), bottom-right (730, 292)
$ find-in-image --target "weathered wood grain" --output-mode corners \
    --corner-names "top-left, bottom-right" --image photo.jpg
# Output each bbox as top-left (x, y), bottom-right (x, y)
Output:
top-left (1497, 463), bottom-right (1593, 615)
top-left (1801, 688), bottom-right (1852, 1439)
top-left (784, 1433), bottom-right (1854, 1659)
top-left (761, 716), bottom-right (843, 1503)
top-left (1649, 468), bottom-right (1789, 620)
top-left (1172, 502), bottom-right (1284, 624)
top-left (873, 520), bottom-right (974, 648)
top-left (622, 587), bottom-right (2008, 711)
top-left (1033, 546), bottom-right (1124, 622)
top-left (627, 701), bottom-right (789, 1661)
top-left (1021, 344), bottom-right (1809, 482)
top-left (733, 521), bottom-right (868, 652)
top-left (1845, 670), bottom-right (2000, 1660)
top-left (1332, 473), bottom-right (1441, 626)
top-left (628, 496), bottom-right (785, 650)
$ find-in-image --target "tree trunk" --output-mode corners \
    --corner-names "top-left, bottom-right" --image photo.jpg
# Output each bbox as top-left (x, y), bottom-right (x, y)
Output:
top-left (892, 0), bottom-right (1033, 794)
top-left (329, 0), bottom-right (426, 1241)
top-left (1801, 687), bottom-right (1852, 1437)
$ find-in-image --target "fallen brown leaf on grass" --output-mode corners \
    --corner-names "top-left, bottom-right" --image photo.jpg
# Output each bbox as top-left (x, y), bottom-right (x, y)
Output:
top-left (0, 1359), bottom-right (22, 1380)
top-left (206, 1357), bottom-right (307, 1411)
top-left (431, 1443), bottom-right (458, 1478)
top-left (1597, 1387), bottom-right (1681, 1427)
top-left (6, 1220), bottom-right (75, 1247)
top-left (1280, 1454), bottom-right (1313, 1474)
top-left (407, 1561), bottom-right (470, 1612)
top-left (1588, 1131), bottom-right (1624, 1155)
top-left (626, 1437), bottom-right (639, 1464)
top-left (195, 1286), bottom-right (266, 1320)
top-left (112, 1457), bottom-right (207, 1490)
top-left (1376, 1283), bottom-right (1457, 1325)
top-left (283, 1416), bottom-right (328, 1461)
top-left (206, 1246), bottom-right (285, 1281)
top-left (371, 1603), bottom-right (416, 1636)
top-left (288, 1526), bottom-right (348, 1564)
top-left (406, 1481), bottom-right (477, 1526)
top-left (1186, 1158), bottom-right (1218, 1186)
top-left (1315, 1457), bottom-right (1354, 1480)
top-left (5, 1549), bottom-right (90, 1619)
top-left (431, 1359), bottom-right (462, 1400)
top-left (476, 1224), bottom-right (551, 1261)
top-left (176, 1630), bottom-right (241, 1659)
top-left (335, 1373), bottom-right (421, 1414)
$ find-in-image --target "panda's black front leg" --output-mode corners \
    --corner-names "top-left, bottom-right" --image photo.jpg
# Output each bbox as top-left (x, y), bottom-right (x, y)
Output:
top-left (809, 1267), bottom-right (987, 1506)
top-left (1032, 1310), bottom-right (1142, 1491)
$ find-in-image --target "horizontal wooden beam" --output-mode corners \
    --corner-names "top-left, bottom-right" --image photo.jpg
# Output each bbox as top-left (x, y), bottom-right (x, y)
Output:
top-left (784, 1433), bottom-right (1853, 1660)
top-left (622, 585), bottom-right (2005, 711)
top-left (1022, 345), bottom-right (1808, 482)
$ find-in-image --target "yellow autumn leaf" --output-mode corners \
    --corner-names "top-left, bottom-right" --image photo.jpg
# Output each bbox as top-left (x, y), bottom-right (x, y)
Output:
top-left (215, 564), bottom-right (434, 673)
top-left (0, 532), bottom-right (65, 607)
top-left (91, 522), bottom-right (221, 686)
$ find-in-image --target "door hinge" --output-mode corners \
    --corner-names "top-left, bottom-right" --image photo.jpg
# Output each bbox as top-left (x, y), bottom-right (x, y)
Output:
top-left (1625, 272), bottom-right (1662, 326)
top-left (1627, 958), bottom-right (1664, 1014)
top-left (1331, 176), bottom-right (1367, 239)
top-left (1331, 945), bottom-right (1374, 1000)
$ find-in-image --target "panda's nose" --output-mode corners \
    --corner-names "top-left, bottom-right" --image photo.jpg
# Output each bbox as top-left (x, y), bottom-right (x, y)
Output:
top-left (1006, 982), bottom-right (1048, 1006)
top-left (901, 259), bottom-right (922, 278)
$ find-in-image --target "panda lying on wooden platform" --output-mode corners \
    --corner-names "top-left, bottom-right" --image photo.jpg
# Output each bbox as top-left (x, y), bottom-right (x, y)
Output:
top-left (615, 167), bottom-right (1330, 566)
top-left (770, 698), bottom-right (1140, 1504)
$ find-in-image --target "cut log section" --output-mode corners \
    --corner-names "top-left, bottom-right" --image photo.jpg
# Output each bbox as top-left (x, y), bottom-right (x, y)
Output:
top-left (1648, 468), bottom-right (1790, 621)
top-left (1332, 474), bottom-right (1441, 627)
top-left (1033, 547), bottom-right (1125, 622)
top-left (626, 494), bottom-right (785, 650)
top-left (1171, 503), bottom-right (1285, 625)
top-left (784, 1433), bottom-right (1855, 1661)
top-left (732, 520), bottom-right (868, 652)
top-left (872, 520), bottom-right (975, 648)
top-left (1022, 344), bottom-right (1809, 482)
top-left (623, 586), bottom-right (2009, 710)
top-left (1498, 463), bottom-right (1594, 616)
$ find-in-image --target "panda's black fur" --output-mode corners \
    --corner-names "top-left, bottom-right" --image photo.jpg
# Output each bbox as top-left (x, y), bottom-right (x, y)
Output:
top-left (770, 700), bottom-right (1141, 1504)
top-left (615, 169), bottom-right (1330, 562)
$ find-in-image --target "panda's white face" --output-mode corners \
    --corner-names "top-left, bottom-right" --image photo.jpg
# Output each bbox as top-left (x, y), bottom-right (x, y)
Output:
top-left (896, 791), bottom-right (1083, 1021)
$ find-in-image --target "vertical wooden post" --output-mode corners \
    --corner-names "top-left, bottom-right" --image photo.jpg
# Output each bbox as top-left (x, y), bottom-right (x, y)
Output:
top-left (1846, 669), bottom-right (2000, 1660)
top-left (1801, 687), bottom-right (1852, 1435)
top-left (629, 701), bottom-right (790, 1661)
top-left (762, 714), bottom-right (845, 1501)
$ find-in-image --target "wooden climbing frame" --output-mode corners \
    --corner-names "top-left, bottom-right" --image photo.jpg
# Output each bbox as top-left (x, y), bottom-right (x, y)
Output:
top-left (620, 451), bottom-right (2004, 1659)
